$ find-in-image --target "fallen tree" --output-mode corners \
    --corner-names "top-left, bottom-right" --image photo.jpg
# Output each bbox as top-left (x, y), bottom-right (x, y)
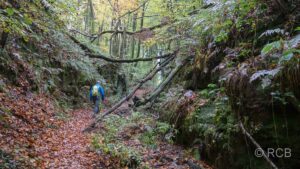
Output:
top-left (69, 34), bottom-right (177, 63)
top-left (136, 57), bottom-right (191, 106)
top-left (84, 55), bottom-right (176, 131)
top-left (88, 51), bottom-right (176, 63)
top-left (69, 29), bottom-right (97, 38)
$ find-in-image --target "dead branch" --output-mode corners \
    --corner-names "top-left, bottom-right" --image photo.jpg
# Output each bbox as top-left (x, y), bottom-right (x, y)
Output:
top-left (136, 57), bottom-right (190, 106)
top-left (68, 35), bottom-right (94, 53)
top-left (92, 21), bottom-right (169, 41)
top-left (69, 34), bottom-right (177, 63)
top-left (136, 15), bottom-right (159, 19)
top-left (69, 29), bottom-right (97, 38)
top-left (69, 29), bottom-right (134, 39)
top-left (239, 120), bottom-right (279, 169)
top-left (96, 30), bottom-right (134, 37)
top-left (88, 51), bottom-right (176, 63)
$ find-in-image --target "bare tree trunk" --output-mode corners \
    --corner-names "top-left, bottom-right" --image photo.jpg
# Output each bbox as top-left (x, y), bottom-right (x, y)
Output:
top-left (131, 13), bottom-right (137, 58)
top-left (117, 28), bottom-right (122, 57)
top-left (136, 2), bottom-right (145, 59)
top-left (90, 0), bottom-right (95, 34)
top-left (109, 19), bottom-right (114, 55)
top-left (120, 27), bottom-right (127, 58)
top-left (97, 19), bottom-right (105, 43)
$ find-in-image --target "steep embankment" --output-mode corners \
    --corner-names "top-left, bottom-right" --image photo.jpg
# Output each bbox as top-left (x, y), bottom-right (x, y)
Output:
top-left (0, 10), bottom-right (108, 167)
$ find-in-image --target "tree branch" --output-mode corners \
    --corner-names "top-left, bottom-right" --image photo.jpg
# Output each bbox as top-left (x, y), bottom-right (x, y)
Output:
top-left (239, 120), bottom-right (279, 169)
top-left (69, 34), bottom-right (177, 63)
top-left (136, 57), bottom-right (190, 106)
top-left (88, 51), bottom-right (176, 63)
top-left (69, 29), bottom-right (97, 38)
top-left (97, 30), bottom-right (134, 37)
top-left (136, 15), bottom-right (159, 19)
top-left (93, 21), bottom-right (169, 40)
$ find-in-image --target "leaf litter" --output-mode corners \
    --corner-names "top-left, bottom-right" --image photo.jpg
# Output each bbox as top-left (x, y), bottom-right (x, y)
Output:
top-left (1, 87), bottom-right (212, 169)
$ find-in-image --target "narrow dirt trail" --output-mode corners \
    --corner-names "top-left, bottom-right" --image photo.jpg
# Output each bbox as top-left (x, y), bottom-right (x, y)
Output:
top-left (31, 89), bottom-right (149, 168)
top-left (30, 89), bottom-right (212, 169)
top-left (35, 109), bottom-right (98, 168)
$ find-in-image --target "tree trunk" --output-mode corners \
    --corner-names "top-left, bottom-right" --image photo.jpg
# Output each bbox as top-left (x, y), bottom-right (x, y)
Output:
top-left (131, 13), bottom-right (137, 58)
top-left (136, 2), bottom-right (145, 59)
top-left (109, 19), bottom-right (114, 55)
top-left (97, 19), bottom-right (105, 43)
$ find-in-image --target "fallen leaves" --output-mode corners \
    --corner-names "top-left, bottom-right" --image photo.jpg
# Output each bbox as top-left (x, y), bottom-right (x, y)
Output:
top-left (0, 86), bottom-right (99, 168)
top-left (1, 87), bottom-right (213, 169)
top-left (34, 109), bottom-right (99, 168)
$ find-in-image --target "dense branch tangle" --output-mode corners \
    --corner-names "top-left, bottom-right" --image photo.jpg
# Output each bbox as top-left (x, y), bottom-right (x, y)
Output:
top-left (69, 35), bottom-right (184, 130)
top-left (84, 54), bottom-right (177, 131)
top-left (68, 0), bottom-right (175, 60)
top-left (89, 21), bottom-right (169, 42)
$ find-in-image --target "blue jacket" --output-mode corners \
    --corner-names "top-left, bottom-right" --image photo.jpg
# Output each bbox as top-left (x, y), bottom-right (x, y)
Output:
top-left (89, 83), bottom-right (105, 101)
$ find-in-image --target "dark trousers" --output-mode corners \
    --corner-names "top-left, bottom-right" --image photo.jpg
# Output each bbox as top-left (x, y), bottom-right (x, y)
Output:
top-left (92, 96), bottom-right (100, 114)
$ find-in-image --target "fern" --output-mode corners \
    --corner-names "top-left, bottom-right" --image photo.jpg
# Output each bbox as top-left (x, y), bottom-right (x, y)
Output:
top-left (249, 67), bottom-right (281, 83)
top-left (259, 28), bottom-right (285, 39)
top-left (261, 40), bottom-right (282, 55)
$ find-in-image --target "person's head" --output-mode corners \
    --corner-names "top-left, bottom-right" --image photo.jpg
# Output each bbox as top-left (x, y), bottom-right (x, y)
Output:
top-left (96, 80), bottom-right (100, 84)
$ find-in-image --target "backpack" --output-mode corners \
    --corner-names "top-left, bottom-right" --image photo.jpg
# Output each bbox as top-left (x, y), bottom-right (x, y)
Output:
top-left (92, 85), bottom-right (99, 96)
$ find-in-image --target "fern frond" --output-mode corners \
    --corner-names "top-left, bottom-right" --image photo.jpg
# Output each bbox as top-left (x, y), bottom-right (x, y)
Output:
top-left (259, 28), bottom-right (285, 39)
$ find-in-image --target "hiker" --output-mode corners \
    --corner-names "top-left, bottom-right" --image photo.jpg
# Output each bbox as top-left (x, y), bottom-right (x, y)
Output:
top-left (89, 81), bottom-right (105, 115)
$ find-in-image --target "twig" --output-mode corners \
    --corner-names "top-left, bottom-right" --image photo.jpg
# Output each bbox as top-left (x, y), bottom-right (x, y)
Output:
top-left (239, 120), bottom-right (279, 169)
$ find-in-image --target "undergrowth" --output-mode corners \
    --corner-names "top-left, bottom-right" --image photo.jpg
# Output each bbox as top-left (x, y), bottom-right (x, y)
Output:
top-left (175, 83), bottom-right (239, 158)
top-left (90, 111), bottom-right (176, 168)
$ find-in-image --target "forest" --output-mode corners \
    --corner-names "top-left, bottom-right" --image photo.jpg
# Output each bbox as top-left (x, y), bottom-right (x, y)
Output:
top-left (0, 0), bottom-right (299, 168)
